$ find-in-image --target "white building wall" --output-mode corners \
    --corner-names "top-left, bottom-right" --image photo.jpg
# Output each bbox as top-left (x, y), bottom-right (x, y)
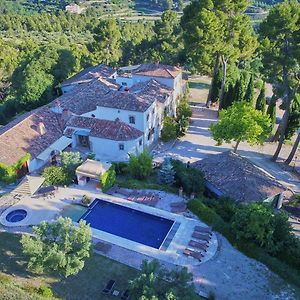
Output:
top-left (89, 136), bottom-right (143, 162)
top-left (28, 158), bottom-right (47, 173)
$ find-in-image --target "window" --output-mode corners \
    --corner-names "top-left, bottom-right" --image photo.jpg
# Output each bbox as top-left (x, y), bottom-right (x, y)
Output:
top-left (91, 114), bottom-right (95, 118)
top-left (122, 82), bottom-right (127, 86)
top-left (129, 116), bottom-right (135, 124)
top-left (119, 143), bottom-right (124, 150)
top-left (139, 139), bottom-right (142, 146)
top-left (146, 114), bottom-right (150, 121)
top-left (152, 108), bottom-right (155, 114)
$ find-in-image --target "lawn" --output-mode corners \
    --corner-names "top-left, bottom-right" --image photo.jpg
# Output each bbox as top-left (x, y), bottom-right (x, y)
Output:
top-left (188, 76), bottom-right (211, 104)
top-left (0, 232), bottom-right (139, 299)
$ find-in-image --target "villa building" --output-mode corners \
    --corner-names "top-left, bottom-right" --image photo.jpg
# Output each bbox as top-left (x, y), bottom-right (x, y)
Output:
top-left (0, 63), bottom-right (185, 174)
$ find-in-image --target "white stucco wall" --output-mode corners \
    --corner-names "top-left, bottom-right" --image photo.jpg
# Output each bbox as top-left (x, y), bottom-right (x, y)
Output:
top-left (28, 158), bottom-right (48, 173)
top-left (89, 136), bottom-right (143, 162)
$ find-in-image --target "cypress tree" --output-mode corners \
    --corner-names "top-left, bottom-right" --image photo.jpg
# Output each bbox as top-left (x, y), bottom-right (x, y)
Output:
top-left (210, 65), bottom-right (222, 104)
top-left (256, 86), bottom-right (266, 113)
top-left (244, 75), bottom-right (254, 105)
top-left (222, 84), bottom-right (235, 109)
top-left (266, 95), bottom-right (276, 131)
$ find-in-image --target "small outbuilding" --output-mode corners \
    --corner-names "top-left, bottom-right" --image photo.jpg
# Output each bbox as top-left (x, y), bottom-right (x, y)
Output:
top-left (192, 151), bottom-right (287, 206)
top-left (76, 159), bottom-right (112, 186)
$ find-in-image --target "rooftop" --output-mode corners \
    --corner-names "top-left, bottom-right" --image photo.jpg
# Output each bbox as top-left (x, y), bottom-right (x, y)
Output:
top-left (61, 64), bottom-right (116, 87)
top-left (66, 116), bottom-right (143, 141)
top-left (192, 151), bottom-right (286, 203)
top-left (133, 63), bottom-right (181, 79)
top-left (0, 106), bottom-right (64, 166)
top-left (58, 78), bottom-right (119, 115)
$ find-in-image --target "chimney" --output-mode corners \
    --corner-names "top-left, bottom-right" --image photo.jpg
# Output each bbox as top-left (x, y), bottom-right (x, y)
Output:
top-left (52, 100), bottom-right (62, 113)
top-left (38, 122), bottom-right (46, 135)
top-left (62, 108), bottom-right (72, 121)
top-left (124, 87), bottom-right (129, 92)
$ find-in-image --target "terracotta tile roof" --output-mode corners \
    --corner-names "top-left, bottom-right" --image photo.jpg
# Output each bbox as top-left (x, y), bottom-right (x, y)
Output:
top-left (61, 64), bottom-right (116, 86)
top-left (131, 79), bottom-right (173, 104)
top-left (0, 106), bottom-right (64, 166)
top-left (66, 116), bottom-right (143, 141)
top-left (192, 151), bottom-right (286, 203)
top-left (57, 78), bottom-right (119, 115)
top-left (133, 63), bottom-right (181, 79)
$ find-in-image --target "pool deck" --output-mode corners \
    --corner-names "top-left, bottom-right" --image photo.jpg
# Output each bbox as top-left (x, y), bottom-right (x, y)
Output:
top-left (0, 185), bottom-right (218, 267)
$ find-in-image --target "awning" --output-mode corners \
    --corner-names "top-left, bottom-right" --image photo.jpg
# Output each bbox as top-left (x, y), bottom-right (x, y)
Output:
top-left (37, 136), bottom-right (72, 161)
top-left (12, 175), bottom-right (45, 195)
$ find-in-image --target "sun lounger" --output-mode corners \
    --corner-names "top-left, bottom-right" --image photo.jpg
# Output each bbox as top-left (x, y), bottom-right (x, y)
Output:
top-left (183, 248), bottom-right (203, 261)
top-left (192, 232), bottom-right (211, 242)
top-left (194, 226), bottom-right (212, 235)
top-left (188, 240), bottom-right (209, 252)
top-left (121, 289), bottom-right (130, 300)
top-left (102, 279), bottom-right (115, 294)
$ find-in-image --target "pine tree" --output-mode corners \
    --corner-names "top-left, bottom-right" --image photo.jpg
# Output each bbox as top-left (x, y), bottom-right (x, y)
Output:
top-left (266, 95), bottom-right (276, 131)
top-left (256, 86), bottom-right (266, 113)
top-left (244, 75), bottom-right (254, 105)
top-left (158, 158), bottom-right (175, 185)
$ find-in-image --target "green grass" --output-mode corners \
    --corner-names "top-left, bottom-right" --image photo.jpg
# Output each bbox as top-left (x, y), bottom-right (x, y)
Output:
top-left (0, 232), bottom-right (139, 299)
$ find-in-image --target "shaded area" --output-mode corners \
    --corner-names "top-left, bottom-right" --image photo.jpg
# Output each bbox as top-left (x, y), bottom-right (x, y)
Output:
top-left (0, 232), bottom-right (138, 299)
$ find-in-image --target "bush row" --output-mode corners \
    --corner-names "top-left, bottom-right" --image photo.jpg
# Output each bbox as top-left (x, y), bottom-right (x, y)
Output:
top-left (188, 198), bottom-right (300, 287)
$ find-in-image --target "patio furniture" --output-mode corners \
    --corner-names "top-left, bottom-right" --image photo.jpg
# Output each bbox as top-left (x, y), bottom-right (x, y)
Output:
top-left (192, 232), bottom-right (211, 242)
top-left (194, 225), bottom-right (212, 235)
top-left (188, 240), bottom-right (209, 252)
top-left (102, 280), bottom-right (115, 294)
top-left (121, 289), bottom-right (130, 300)
top-left (183, 248), bottom-right (203, 261)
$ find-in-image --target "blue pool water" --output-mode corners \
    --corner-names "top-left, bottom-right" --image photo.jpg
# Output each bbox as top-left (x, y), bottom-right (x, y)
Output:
top-left (6, 209), bottom-right (27, 223)
top-left (79, 199), bottom-right (174, 249)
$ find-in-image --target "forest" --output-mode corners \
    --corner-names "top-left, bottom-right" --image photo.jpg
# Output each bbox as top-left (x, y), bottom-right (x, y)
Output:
top-left (0, 0), bottom-right (299, 163)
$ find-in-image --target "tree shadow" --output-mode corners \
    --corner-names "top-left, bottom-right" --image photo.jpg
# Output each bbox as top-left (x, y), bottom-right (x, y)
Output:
top-left (189, 82), bottom-right (210, 90)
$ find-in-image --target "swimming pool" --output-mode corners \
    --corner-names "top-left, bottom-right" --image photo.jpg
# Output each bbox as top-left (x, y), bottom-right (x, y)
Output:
top-left (79, 199), bottom-right (174, 249)
top-left (6, 209), bottom-right (27, 223)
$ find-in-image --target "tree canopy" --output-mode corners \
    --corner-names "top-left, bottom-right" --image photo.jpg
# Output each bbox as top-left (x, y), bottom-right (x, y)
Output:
top-left (21, 217), bottom-right (92, 278)
top-left (210, 102), bottom-right (272, 152)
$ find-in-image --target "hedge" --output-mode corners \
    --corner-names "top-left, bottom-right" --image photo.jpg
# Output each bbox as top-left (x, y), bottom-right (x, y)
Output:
top-left (188, 198), bottom-right (300, 288)
top-left (101, 167), bottom-right (116, 193)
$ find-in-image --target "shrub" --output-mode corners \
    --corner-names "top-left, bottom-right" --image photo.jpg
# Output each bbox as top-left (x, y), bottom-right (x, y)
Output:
top-left (188, 198), bottom-right (300, 288)
top-left (127, 151), bottom-right (153, 180)
top-left (161, 116), bottom-right (177, 142)
top-left (101, 166), bottom-right (116, 193)
top-left (172, 160), bottom-right (204, 195)
top-left (81, 195), bottom-right (92, 206)
top-left (113, 162), bottom-right (128, 175)
top-left (61, 151), bottom-right (82, 177)
top-left (37, 285), bottom-right (53, 298)
top-left (203, 197), bottom-right (238, 222)
top-left (42, 166), bottom-right (72, 186)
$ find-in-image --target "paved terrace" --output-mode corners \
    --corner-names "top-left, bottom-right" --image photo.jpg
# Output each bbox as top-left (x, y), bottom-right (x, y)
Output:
top-left (0, 185), bottom-right (217, 267)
